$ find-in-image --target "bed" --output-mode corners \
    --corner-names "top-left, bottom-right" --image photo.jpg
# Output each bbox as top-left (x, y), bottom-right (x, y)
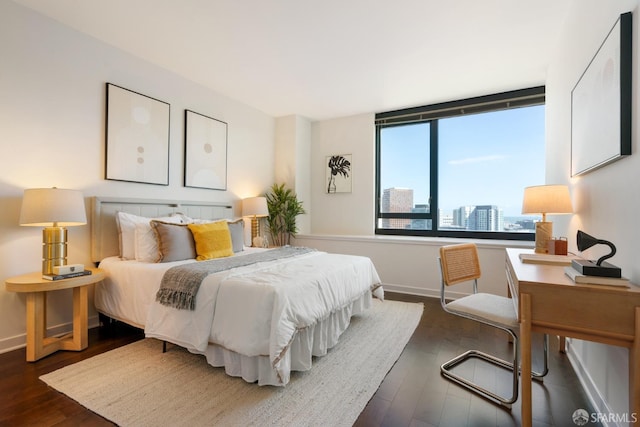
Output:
top-left (90, 197), bottom-right (383, 386)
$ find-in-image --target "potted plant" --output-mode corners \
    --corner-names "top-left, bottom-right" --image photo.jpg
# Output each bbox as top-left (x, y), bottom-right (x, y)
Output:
top-left (265, 183), bottom-right (305, 246)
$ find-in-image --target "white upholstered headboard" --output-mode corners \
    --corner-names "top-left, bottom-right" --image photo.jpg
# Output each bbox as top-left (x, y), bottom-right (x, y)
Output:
top-left (90, 196), bottom-right (234, 264)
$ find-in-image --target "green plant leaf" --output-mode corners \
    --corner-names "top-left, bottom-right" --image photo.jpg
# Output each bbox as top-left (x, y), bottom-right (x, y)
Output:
top-left (265, 183), bottom-right (305, 246)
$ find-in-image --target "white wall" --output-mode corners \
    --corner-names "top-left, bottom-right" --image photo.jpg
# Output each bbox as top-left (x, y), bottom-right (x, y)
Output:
top-left (546, 0), bottom-right (639, 420)
top-left (310, 113), bottom-right (376, 235)
top-left (0, 1), bottom-right (275, 352)
top-left (275, 115), bottom-right (311, 234)
top-left (293, 234), bottom-right (529, 299)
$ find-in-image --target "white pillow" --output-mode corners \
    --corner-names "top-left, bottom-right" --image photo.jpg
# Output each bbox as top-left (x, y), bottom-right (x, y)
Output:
top-left (134, 221), bottom-right (161, 262)
top-left (115, 212), bottom-right (182, 260)
top-left (227, 219), bottom-right (245, 252)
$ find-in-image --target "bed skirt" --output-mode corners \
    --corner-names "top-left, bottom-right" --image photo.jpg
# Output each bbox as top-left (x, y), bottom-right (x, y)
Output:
top-left (190, 290), bottom-right (374, 386)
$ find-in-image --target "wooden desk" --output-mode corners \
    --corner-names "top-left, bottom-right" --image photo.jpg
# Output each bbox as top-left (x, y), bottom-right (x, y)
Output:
top-left (505, 248), bottom-right (640, 426)
top-left (5, 268), bottom-right (104, 361)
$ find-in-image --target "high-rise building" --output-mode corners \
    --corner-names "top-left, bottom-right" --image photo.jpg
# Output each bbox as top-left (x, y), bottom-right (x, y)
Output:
top-left (410, 203), bottom-right (430, 230)
top-left (453, 206), bottom-right (473, 229)
top-left (467, 205), bottom-right (504, 231)
top-left (381, 188), bottom-right (413, 229)
top-left (438, 209), bottom-right (453, 228)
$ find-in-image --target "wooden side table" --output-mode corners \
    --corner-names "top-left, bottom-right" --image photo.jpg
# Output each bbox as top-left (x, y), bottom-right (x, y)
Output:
top-left (5, 268), bottom-right (105, 361)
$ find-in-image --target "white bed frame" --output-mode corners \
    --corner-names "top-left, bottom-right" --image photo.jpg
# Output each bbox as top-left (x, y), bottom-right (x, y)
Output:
top-left (90, 196), bottom-right (233, 264)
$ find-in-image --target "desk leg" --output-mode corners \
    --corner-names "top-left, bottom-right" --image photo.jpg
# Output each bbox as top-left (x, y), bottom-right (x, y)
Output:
top-left (631, 307), bottom-right (640, 426)
top-left (521, 293), bottom-right (532, 427)
top-left (559, 336), bottom-right (567, 353)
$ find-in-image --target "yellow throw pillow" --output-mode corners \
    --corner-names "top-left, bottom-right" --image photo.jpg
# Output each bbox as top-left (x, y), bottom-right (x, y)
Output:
top-left (187, 221), bottom-right (234, 261)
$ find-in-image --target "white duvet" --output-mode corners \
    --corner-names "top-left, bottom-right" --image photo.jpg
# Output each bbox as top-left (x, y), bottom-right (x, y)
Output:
top-left (96, 248), bottom-right (383, 384)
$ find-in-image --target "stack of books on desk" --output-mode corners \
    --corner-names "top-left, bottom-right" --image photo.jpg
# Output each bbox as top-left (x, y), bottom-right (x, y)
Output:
top-left (564, 266), bottom-right (630, 287)
top-left (42, 270), bottom-right (92, 281)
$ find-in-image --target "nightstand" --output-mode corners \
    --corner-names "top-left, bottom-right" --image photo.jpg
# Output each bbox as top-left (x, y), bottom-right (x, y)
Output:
top-left (5, 268), bottom-right (105, 361)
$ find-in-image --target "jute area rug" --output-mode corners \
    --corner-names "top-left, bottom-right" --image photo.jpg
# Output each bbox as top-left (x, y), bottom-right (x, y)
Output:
top-left (41, 299), bottom-right (423, 427)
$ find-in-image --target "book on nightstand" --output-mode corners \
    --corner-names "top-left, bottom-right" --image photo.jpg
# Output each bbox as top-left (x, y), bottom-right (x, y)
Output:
top-left (42, 270), bottom-right (92, 281)
top-left (564, 267), bottom-right (629, 288)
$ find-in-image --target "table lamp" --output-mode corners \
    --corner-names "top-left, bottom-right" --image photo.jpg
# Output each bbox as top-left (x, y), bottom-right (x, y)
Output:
top-left (242, 196), bottom-right (269, 247)
top-left (521, 185), bottom-right (573, 254)
top-left (571, 230), bottom-right (622, 278)
top-left (19, 188), bottom-right (87, 275)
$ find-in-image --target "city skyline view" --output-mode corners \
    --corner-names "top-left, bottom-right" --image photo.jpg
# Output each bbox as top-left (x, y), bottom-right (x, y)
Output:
top-left (380, 105), bottom-right (545, 218)
top-left (381, 186), bottom-right (537, 232)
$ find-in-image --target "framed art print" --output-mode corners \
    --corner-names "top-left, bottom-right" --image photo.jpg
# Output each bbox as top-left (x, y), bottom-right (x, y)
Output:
top-left (571, 12), bottom-right (632, 176)
top-left (326, 154), bottom-right (352, 193)
top-left (184, 110), bottom-right (228, 190)
top-left (105, 83), bottom-right (170, 185)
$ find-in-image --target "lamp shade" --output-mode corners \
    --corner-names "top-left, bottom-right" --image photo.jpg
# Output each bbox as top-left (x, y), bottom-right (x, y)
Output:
top-left (19, 188), bottom-right (87, 227)
top-left (521, 185), bottom-right (573, 217)
top-left (242, 196), bottom-right (269, 217)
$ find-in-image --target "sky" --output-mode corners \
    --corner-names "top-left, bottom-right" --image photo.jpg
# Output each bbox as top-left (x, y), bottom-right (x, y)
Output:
top-left (380, 105), bottom-right (545, 217)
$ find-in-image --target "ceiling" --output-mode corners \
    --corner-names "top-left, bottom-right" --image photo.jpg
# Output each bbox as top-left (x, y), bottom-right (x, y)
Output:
top-left (14, 0), bottom-right (570, 121)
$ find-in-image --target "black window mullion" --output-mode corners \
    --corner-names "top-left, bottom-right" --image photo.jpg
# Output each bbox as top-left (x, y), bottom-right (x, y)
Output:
top-left (378, 212), bottom-right (431, 219)
top-left (374, 125), bottom-right (382, 227)
top-left (430, 120), bottom-right (438, 231)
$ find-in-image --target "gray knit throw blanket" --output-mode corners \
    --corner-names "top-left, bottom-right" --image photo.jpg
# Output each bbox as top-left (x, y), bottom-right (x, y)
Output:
top-left (156, 246), bottom-right (315, 310)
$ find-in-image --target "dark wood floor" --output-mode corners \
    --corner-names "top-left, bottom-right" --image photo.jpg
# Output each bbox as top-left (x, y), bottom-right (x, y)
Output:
top-left (355, 294), bottom-right (601, 427)
top-left (0, 293), bottom-right (599, 427)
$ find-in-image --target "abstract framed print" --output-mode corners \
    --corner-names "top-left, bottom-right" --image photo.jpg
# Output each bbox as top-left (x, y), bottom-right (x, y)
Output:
top-left (184, 109), bottom-right (228, 190)
top-left (105, 83), bottom-right (170, 185)
top-left (571, 12), bottom-right (632, 176)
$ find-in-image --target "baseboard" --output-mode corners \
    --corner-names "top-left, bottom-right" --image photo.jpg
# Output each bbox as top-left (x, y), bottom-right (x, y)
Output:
top-left (0, 315), bottom-right (101, 355)
top-left (382, 283), bottom-right (469, 301)
top-left (382, 283), bottom-right (437, 298)
top-left (0, 334), bottom-right (27, 354)
top-left (566, 339), bottom-right (621, 427)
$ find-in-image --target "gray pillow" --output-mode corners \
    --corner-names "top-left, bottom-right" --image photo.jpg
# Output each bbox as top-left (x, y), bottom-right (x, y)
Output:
top-left (227, 219), bottom-right (245, 252)
top-left (150, 220), bottom-right (197, 262)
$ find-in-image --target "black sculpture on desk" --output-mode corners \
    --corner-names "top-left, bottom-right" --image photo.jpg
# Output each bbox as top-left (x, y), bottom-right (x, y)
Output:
top-left (571, 230), bottom-right (622, 278)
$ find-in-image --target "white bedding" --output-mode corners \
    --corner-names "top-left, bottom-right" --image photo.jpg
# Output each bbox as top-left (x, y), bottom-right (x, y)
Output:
top-left (95, 248), bottom-right (383, 385)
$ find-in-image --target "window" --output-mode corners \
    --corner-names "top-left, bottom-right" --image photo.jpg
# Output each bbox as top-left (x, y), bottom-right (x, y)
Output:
top-left (375, 87), bottom-right (545, 240)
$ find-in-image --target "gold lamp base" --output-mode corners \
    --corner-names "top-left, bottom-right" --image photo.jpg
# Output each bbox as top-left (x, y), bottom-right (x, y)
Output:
top-left (250, 216), bottom-right (261, 247)
top-left (42, 227), bottom-right (67, 275)
top-left (534, 221), bottom-right (552, 254)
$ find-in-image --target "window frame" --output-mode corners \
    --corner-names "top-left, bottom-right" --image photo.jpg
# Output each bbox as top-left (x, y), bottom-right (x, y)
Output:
top-left (374, 86), bottom-right (545, 241)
